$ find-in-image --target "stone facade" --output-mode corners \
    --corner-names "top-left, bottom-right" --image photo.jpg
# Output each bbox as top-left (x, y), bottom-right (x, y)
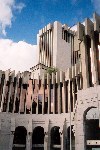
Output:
top-left (0, 12), bottom-right (100, 150)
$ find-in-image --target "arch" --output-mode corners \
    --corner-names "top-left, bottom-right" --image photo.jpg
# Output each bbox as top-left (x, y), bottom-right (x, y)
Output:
top-left (32, 126), bottom-right (44, 150)
top-left (13, 126), bottom-right (27, 150)
top-left (51, 126), bottom-right (61, 149)
top-left (83, 106), bottom-right (97, 121)
top-left (32, 126), bottom-right (44, 144)
top-left (83, 107), bottom-right (100, 150)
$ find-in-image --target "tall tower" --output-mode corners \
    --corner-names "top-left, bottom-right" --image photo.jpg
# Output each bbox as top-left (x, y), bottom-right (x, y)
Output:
top-left (38, 21), bottom-right (75, 72)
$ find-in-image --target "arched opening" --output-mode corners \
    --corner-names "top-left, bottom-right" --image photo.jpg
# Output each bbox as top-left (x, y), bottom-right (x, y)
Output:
top-left (32, 126), bottom-right (44, 150)
top-left (32, 101), bottom-right (37, 114)
top-left (67, 125), bottom-right (75, 150)
top-left (51, 126), bottom-right (61, 150)
top-left (84, 107), bottom-right (100, 150)
top-left (12, 126), bottom-right (27, 150)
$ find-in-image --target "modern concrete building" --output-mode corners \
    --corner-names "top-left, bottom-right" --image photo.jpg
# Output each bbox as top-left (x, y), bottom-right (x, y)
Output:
top-left (0, 12), bottom-right (100, 150)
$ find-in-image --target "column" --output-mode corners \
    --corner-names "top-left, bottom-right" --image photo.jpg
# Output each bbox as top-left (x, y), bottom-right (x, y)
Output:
top-left (72, 79), bottom-right (75, 111)
top-left (81, 40), bottom-right (89, 89)
top-left (40, 35), bottom-right (43, 63)
top-left (1, 80), bottom-right (6, 112)
top-left (36, 97), bottom-right (39, 114)
top-left (19, 85), bottom-right (23, 114)
top-left (53, 82), bottom-right (56, 114)
top-left (42, 84), bottom-right (45, 114)
top-left (13, 81), bottom-right (18, 113)
top-left (47, 30), bottom-right (49, 66)
top-left (44, 32), bottom-right (46, 65)
top-left (60, 132), bottom-right (64, 150)
top-left (75, 115), bottom-right (85, 150)
top-left (9, 131), bottom-right (14, 150)
top-left (47, 121), bottom-right (51, 150)
top-left (48, 84), bottom-right (51, 114)
top-left (91, 34), bottom-right (99, 85)
top-left (43, 34), bottom-right (45, 64)
top-left (47, 73), bottom-right (51, 114)
top-left (39, 36), bottom-right (41, 63)
top-left (7, 82), bottom-right (12, 112)
top-left (36, 79), bottom-right (39, 114)
top-left (41, 35), bottom-right (43, 63)
top-left (51, 30), bottom-right (53, 66)
top-left (45, 31), bottom-right (47, 65)
top-left (62, 81), bottom-right (66, 113)
top-left (58, 83), bottom-right (61, 114)
top-left (26, 132), bottom-right (32, 150)
top-left (39, 36), bottom-right (42, 63)
top-left (48, 30), bottom-right (51, 67)
top-left (68, 80), bottom-right (71, 113)
top-left (44, 132), bottom-right (48, 150)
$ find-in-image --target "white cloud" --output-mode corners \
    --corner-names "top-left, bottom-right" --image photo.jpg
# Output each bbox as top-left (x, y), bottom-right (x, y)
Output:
top-left (0, 39), bottom-right (38, 73)
top-left (91, 0), bottom-right (100, 14)
top-left (0, 0), bottom-right (25, 35)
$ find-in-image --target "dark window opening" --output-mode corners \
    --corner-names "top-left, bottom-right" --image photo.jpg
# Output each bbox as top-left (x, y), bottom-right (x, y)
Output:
top-left (51, 126), bottom-right (61, 146)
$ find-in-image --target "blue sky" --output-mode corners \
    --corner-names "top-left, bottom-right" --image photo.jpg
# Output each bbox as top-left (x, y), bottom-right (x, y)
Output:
top-left (1, 0), bottom-right (98, 44)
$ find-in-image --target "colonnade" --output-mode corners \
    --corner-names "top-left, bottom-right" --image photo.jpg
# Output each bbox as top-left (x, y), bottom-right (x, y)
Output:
top-left (8, 124), bottom-right (75, 150)
top-left (0, 65), bottom-right (82, 114)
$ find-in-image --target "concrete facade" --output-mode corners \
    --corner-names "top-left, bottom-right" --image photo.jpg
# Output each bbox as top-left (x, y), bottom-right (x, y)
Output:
top-left (0, 12), bottom-right (100, 150)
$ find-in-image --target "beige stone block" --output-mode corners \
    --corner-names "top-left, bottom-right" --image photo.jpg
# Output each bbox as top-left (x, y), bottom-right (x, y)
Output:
top-left (47, 23), bottom-right (52, 30)
top-left (85, 18), bottom-right (94, 36)
top-left (77, 22), bottom-right (85, 41)
top-left (93, 12), bottom-right (100, 32)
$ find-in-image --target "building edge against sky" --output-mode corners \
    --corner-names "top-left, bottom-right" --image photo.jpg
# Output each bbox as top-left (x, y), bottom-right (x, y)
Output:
top-left (0, 12), bottom-right (100, 150)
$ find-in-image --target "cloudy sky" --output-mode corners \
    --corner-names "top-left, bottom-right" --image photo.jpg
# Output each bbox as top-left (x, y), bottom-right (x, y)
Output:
top-left (0, 0), bottom-right (99, 73)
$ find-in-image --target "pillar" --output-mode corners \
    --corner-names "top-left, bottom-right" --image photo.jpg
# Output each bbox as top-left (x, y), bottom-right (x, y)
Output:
top-left (1, 80), bottom-right (6, 112)
top-left (80, 38), bottom-right (89, 89)
top-left (75, 112), bottom-right (85, 150)
top-left (7, 83), bottom-right (12, 112)
top-left (48, 74), bottom-right (51, 114)
top-left (53, 82), bottom-right (56, 114)
top-left (52, 72), bottom-right (56, 114)
top-left (62, 81), bottom-right (66, 113)
top-left (36, 77), bottom-right (39, 114)
top-left (58, 83), bottom-right (61, 114)
top-left (26, 132), bottom-right (32, 150)
top-left (36, 97), bottom-right (39, 114)
top-left (72, 79), bottom-right (75, 111)
top-left (44, 132), bottom-right (48, 150)
top-left (47, 30), bottom-right (49, 66)
top-left (47, 120), bottom-right (51, 150)
top-left (9, 131), bottom-right (14, 150)
top-left (60, 132), bottom-right (64, 150)
top-left (68, 80), bottom-right (71, 113)
top-left (48, 84), bottom-right (51, 114)
top-left (42, 85), bottom-right (45, 114)
top-left (48, 30), bottom-right (51, 67)
top-left (91, 33), bottom-right (99, 85)
top-left (51, 29), bottom-right (53, 66)
top-left (81, 39), bottom-right (90, 89)
top-left (26, 118), bottom-right (32, 150)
